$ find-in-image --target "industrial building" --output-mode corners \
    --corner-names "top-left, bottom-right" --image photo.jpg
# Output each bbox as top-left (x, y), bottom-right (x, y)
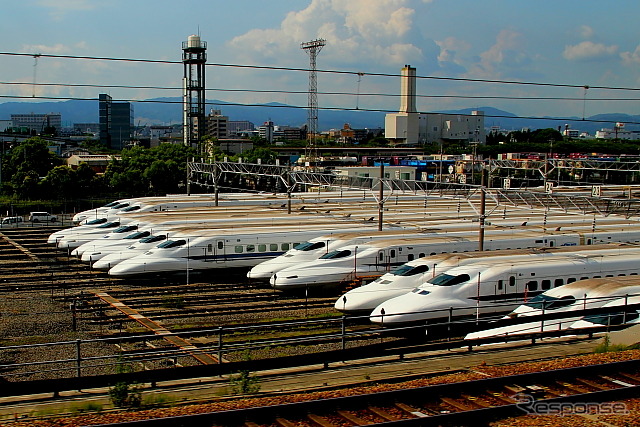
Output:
top-left (385, 65), bottom-right (485, 147)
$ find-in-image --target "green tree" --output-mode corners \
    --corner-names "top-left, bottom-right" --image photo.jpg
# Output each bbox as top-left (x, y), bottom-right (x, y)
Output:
top-left (41, 165), bottom-right (77, 199)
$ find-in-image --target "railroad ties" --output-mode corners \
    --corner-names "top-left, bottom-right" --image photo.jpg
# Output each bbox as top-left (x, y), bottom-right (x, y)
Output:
top-left (0, 231), bottom-right (41, 262)
top-left (94, 292), bottom-right (225, 364)
top-left (102, 359), bottom-right (639, 426)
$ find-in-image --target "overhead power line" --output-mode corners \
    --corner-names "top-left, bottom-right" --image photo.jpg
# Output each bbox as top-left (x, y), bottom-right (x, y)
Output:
top-left (1, 51), bottom-right (640, 92)
top-left (2, 81), bottom-right (640, 102)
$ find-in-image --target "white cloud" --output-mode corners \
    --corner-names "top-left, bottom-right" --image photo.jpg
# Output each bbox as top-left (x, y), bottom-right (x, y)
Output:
top-left (620, 45), bottom-right (640, 64)
top-left (464, 29), bottom-right (527, 79)
top-left (563, 41), bottom-right (618, 61)
top-left (22, 43), bottom-right (72, 54)
top-left (579, 25), bottom-right (594, 39)
top-left (37, 0), bottom-right (96, 20)
top-left (435, 37), bottom-right (470, 63)
top-left (227, 0), bottom-right (425, 67)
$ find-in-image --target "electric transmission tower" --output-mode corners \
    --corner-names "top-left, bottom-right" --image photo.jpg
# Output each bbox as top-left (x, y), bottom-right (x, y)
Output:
top-left (301, 38), bottom-right (326, 168)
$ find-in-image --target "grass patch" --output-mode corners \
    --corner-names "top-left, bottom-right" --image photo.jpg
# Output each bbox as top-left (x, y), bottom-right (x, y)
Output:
top-left (594, 335), bottom-right (629, 353)
top-left (142, 393), bottom-right (177, 407)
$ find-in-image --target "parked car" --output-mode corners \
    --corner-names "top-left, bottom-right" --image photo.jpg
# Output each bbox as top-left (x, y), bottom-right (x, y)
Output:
top-left (29, 212), bottom-right (57, 222)
top-left (1, 216), bottom-right (24, 225)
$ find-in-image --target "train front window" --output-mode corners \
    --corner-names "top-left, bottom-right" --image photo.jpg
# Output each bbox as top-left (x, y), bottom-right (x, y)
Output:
top-left (427, 273), bottom-right (471, 287)
top-left (113, 225), bottom-right (137, 233)
top-left (124, 231), bottom-right (150, 240)
top-left (86, 218), bottom-right (107, 225)
top-left (121, 206), bottom-right (141, 212)
top-left (320, 249), bottom-right (352, 259)
top-left (583, 311), bottom-right (639, 326)
top-left (139, 235), bottom-right (166, 244)
top-left (392, 264), bottom-right (429, 276)
top-left (156, 239), bottom-right (186, 249)
top-left (97, 222), bottom-right (120, 229)
top-left (294, 241), bottom-right (325, 251)
top-left (524, 294), bottom-right (576, 310)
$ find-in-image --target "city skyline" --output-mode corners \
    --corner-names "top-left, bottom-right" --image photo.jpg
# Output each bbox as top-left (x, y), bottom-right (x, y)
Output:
top-left (2, 0), bottom-right (639, 124)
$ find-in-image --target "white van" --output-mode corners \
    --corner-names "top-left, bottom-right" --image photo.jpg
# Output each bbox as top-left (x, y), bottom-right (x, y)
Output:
top-left (29, 212), bottom-right (57, 222)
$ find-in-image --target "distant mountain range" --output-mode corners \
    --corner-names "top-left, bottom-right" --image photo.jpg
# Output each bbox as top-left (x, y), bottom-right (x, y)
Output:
top-left (1, 98), bottom-right (637, 134)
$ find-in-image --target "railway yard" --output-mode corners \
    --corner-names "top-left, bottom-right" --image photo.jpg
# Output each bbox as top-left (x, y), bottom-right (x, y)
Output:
top-left (0, 193), bottom-right (639, 426)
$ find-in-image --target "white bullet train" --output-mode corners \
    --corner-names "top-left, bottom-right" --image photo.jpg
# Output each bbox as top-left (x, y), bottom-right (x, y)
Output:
top-left (106, 222), bottom-right (410, 277)
top-left (334, 242), bottom-right (640, 313)
top-left (69, 208), bottom-right (369, 259)
top-left (270, 227), bottom-right (640, 291)
top-left (464, 277), bottom-right (640, 339)
top-left (570, 294), bottom-right (640, 330)
top-left (369, 246), bottom-right (640, 327)
top-left (269, 231), bottom-right (584, 290)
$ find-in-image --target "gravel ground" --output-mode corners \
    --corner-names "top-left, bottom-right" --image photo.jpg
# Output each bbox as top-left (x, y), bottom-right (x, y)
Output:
top-left (3, 349), bottom-right (639, 426)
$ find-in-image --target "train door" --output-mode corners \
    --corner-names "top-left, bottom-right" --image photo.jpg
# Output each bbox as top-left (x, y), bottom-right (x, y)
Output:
top-left (214, 240), bottom-right (226, 262)
top-left (547, 238), bottom-right (555, 247)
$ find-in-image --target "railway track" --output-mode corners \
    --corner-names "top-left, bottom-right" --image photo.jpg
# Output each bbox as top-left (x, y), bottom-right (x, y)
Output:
top-left (93, 359), bottom-right (640, 426)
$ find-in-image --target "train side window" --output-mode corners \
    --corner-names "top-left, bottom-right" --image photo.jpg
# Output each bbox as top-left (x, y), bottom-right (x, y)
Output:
top-left (541, 279), bottom-right (551, 290)
top-left (567, 277), bottom-right (576, 283)
top-left (270, 244), bottom-right (278, 251)
top-left (631, 273), bottom-right (638, 276)
top-left (390, 250), bottom-right (396, 258)
top-left (497, 280), bottom-right (503, 290)
top-left (408, 254), bottom-right (414, 261)
top-left (258, 244), bottom-right (266, 252)
top-left (605, 274), bottom-right (614, 277)
top-left (379, 252), bottom-right (384, 261)
top-left (419, 253), bottom-right (425, 258)
top-left (580, 277), bottom-right (589, 280)
top-left (218, 241), bottom-right (223, 250)
top-left (554, 278), bottom-right (564, 287)
top-left (234, 245), bottom-right (243, 253)
top-left (430, 252), bottom-right (436, 256)
top-left (281, 243), bottom-right (290, 251)
top-left (593, 275), bottom-right (601, 279)
top-left (526, 281), bottom-right (538, 291)
top-left (618, 273), bottom-right (626, 276)
top-left (509, 276), bottom-right (516, 287)
top-left (207, 244), bottom-right (213, 253)
top-left (246, 245), bottom-right (255, 253)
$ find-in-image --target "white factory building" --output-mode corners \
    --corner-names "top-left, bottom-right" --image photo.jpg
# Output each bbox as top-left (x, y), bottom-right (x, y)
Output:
top-left (385, 65), bottom-right (485, 146)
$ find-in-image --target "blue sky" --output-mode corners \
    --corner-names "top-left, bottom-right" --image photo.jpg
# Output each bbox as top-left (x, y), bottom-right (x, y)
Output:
top-left (2, 0), bottom-right (639, 124)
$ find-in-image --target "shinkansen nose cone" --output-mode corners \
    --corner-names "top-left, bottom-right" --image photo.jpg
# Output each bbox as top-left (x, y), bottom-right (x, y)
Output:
top-left (269, 264), bottom-right (355, 290)
top-left (247, 262), bottom-right (279, 280)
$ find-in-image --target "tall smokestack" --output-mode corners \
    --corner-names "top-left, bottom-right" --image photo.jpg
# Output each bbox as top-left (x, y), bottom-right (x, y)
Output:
top-left (399, 65), bottom-right (416, 114)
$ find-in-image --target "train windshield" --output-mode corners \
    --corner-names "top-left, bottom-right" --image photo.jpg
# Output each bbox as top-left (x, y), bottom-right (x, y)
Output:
top-left (111, 203), bottom-right (129, 209)
top-left (86, 218), bottom-right (107, 225)
top-left (121, 206), bottom-right (141, 212)
top-left (582, 311), bottom-right (639, 326)
top-left (139, 235), bottom-right (167, 244)
top-left (102, 201), bottom-right (121, 208)
top-left (427, 273), bottom-right (471, 287)
top-left (156, 239), bottom-right (186, 249)
top-left (113, 225), bottom-right (137, 233)
top-left (319, 249), bottom-right (352, 259)
top-left (524, 294), bottom-right (576, 310)
top-left (392, 264), bottom-right (429, 276)
top-left (294, 241), bottom-right (326, 251)
top-left (97, 222), bottom-right (120, 229)
top-left (124, 231), bottom-right (150, 240)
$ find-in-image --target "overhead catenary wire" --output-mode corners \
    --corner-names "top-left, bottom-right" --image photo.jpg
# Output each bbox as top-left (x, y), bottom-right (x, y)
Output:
top-left (2, 81), bottom-right (640, 102)
top-left (1, 50), bottom-right (640, 126)
top-left (1, 51), bottom-right (640, 92)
